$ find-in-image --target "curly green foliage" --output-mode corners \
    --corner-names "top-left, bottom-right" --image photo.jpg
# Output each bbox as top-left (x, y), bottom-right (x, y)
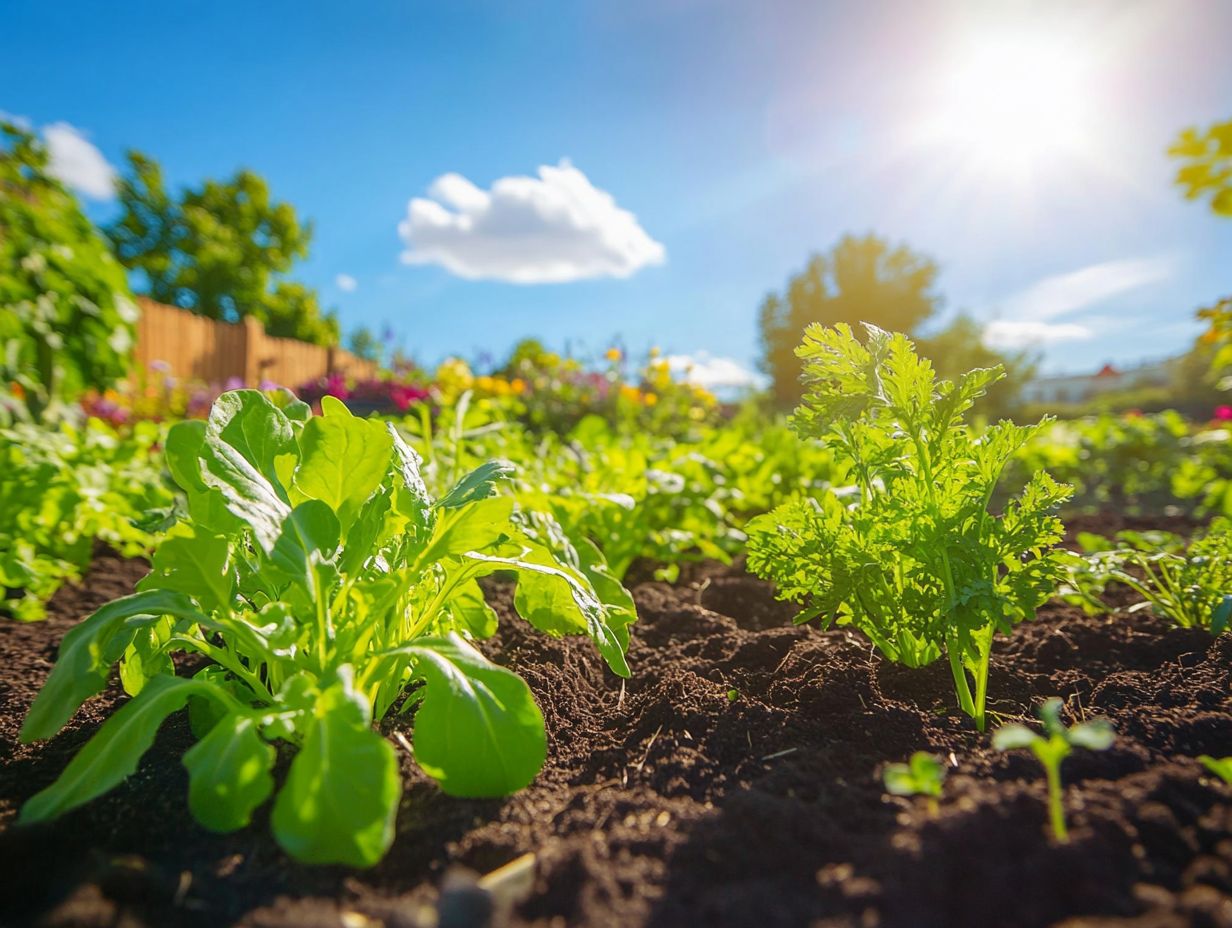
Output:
top-left (0, 122), bottom-right (137, 419)
top-left (105, 152), bottom-right (339, 346)
top-left (747, 324), bottom-right (1071, 730)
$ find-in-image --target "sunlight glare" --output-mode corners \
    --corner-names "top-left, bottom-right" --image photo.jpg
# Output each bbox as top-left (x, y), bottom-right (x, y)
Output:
top-left (921, 27), bottom-right (1098, 182)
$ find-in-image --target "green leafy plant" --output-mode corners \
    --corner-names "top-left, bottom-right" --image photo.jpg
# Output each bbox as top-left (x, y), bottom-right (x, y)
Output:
top-left (883, 751), bottom-right (946, 811)
top-left (0, 418), bottom-right (173, 620)
top-left (992, 698), bottom-right (1115, 843)
top-left (1199, 755), bottom-right (1232, 784)
top-left (747, 324), bottom-right (1071, 730)
top-left (1107, 521), bottom-right (1232, 633)
top-left (18, 391), bottom-right (634, 867)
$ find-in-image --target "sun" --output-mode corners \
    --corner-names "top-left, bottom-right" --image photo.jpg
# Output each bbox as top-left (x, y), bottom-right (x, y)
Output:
top-left (918, 25), bottom-right (1101, 184)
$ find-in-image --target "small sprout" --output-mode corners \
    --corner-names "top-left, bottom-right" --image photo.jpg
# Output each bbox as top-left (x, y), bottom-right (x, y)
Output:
top-left (992, 697), bottom-right (1115, 843)
top-left (883, 752), bottom-right (946, 798)
top-left (1198, 755), bottom-right (1232, 784)
top-left (726, 689), bottom-right (740, 702)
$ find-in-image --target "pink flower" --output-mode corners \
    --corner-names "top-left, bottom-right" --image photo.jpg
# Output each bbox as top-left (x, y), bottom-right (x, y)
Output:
top-left (1214, 405), bottom-right (1232, 421)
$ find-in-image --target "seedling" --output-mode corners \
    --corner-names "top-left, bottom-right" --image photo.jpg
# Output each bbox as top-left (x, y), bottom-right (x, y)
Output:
top-left (18, 391), bottom-right (635, 867)
top-left (992, 698), bottom-right (1115, 843)
top-left (1199, 755), bottom-right (1232, 784)
top-left (747, 324), bottom-right (1071, 730)
top-left (883, 752), bottom-right (946, 814)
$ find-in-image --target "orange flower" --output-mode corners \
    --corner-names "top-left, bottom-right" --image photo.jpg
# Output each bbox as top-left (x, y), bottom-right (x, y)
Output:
top-left (605, 347), bottom-right (623, 363)
top-left (9, 382), bottom-right (24, 400)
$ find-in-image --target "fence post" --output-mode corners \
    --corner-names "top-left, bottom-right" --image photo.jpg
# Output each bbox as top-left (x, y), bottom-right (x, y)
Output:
top-left (242, 316), bottom-right (264, 386)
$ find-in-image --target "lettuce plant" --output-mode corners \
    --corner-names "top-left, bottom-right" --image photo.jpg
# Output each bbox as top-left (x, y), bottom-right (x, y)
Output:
top-left (18, 391), bottom-right (634, 867)
top-left (992, 698), bottom-right (1115, 843)
top-left (747, 324), bottom-right (1070, 730)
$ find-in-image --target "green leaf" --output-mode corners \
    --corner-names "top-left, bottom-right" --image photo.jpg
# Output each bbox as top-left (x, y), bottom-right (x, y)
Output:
top-left (406, 634), bottom-right (546, 797)
top-left (21, 589), bottom-right (208, 742)
top-left (183, 713), bottom-right (276, 832)
top-left (198, 396), bottom-right (293, 552)
top-left (467, 550), bottom-right (631, 677)
top-left (991, 723), bottom-right (1038, 751)
top-left (1199, 755), bottom-right (1232, 784)
top-left (436, 459), bottom-right (515, 510)
top-left (210, 390), bottom-right (295, 486)
top-left (20, 675), bottom-right (225, 823)
top-left (270, 669), bottom-right (400, 867)
top-left (137, 527), bottom-right (233, 613)
top-left (1068, 719), bottom-right (1115, 751)
top-left (268, 500), bottom-right (340, 594)
top-left (293, 404), bottom-right (393, 531)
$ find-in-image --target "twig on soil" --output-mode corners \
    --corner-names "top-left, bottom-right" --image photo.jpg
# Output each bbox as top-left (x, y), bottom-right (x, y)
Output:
top-left (631, 724), bottom-right (664, 773)
top-left (761, 747), bottom-right (798, 762)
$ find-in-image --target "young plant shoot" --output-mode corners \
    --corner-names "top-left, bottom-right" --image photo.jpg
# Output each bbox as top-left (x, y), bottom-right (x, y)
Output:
top-left (883, 751), bottom-right (946, 812)
top-left (992, 698), bottom-right (1115, 843)
top-left (1199, 755), bottom-right (1232, 784)
top-left (18, 391), bottom-right (635, 867)
top-left (747, 324), bottom-right (1071, 730)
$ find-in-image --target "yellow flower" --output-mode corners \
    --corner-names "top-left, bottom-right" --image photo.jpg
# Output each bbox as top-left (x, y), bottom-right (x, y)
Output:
top-left (510, 378), bottom-right (527, 394)
top-left (643, 391), bottom-right (658, 406)
top-left (649, 346), bottom-right (661, 358)
top-left (606, 347), bottom-right (623, 363)
top-left (620, 384), bottom-right (641, 403)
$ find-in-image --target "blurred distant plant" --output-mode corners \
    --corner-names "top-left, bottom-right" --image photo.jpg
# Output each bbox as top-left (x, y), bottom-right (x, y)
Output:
top-left (297, 371), bottom-right (433, 414)
top-left (348, 325), bottom-right (382, 363)
top-left (0, 417), bottom-right (171, 620)
top-left (992, 698), bottom-right (1115, 843)
top-left (0, 122), bottom-right (137, 422)
top-left (883, 752), bottom-right (946, 808)
top-left (1106, 521), bottom-right (1232, 634)
top-left (757, 234), bottom-right (941, 407)
top-left (1199, 755), bottom-right (1232, 785)
top-left (105, 152), bottom-right (339, 346)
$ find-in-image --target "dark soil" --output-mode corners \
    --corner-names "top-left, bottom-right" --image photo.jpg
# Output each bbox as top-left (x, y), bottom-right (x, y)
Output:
top-left (2, 547), bottom-right (1231, 928)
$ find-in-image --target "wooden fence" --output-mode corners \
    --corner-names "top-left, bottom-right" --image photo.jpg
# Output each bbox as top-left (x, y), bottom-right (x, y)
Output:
top-left (133, 299), bottom-right (379, 388)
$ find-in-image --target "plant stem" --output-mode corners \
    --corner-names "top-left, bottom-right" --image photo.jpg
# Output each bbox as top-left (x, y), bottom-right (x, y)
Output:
top-left (1045, 762), bottom-right (1068, 843)
top-left (946, 639), bottom-right (977, 721)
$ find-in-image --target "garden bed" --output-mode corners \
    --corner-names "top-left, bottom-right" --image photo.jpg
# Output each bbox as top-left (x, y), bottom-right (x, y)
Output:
top-left (1, 547), bottom-right (1230, 928)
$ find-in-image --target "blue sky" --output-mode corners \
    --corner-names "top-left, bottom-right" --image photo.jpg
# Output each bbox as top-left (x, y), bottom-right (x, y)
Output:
top-left (4, 0), bottom-right (1231, 380)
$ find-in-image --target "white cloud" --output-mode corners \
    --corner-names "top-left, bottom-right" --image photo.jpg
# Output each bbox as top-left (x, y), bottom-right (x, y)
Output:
top-left (1002, 255), bottom-right (1176, 321)
top-left (666, 352), bottom-right (767, 391)
top-left (43, 122), bottom-right (116, 200)
top-left (335, 273), bottom-right (358, 292)
top-left (398, 160), bottom-right (666, 283)
top-left (983, 320), bottom-right (1092, 350)
top-left (982, 254), bottom-right (1177, 350)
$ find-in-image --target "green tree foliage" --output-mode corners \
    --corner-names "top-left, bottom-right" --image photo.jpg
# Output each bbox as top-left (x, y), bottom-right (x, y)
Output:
top-left (348, 325), bottom-right (381, 363)
top-left (105, 153), bottom-right (339, 346)
top-left (917, 314), bottom-right (1035, 420)
top-left (758, 234), bottom-right (941, 407)
top-left (1170, 119), bottom-right (1232, 379)
top-left (0, 122), bottom-right (137, 421)
top-left (1170, 118), bottom-right (1232, 217)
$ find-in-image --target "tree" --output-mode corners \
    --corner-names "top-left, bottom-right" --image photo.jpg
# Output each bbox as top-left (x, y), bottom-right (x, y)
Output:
top-left (916, 314), bottom-right (1035, 420)
top-left (1169, 118), bottom-right (1232, 379)
top-left (0, 122), bottom-right (136, 421)
top-left (348, 325), bottom-right (381, 363)
top-left (1170, 118), bottom-right (1232, 217)
top-left (105, 152), bottom-right (339, 346)
top-left (758, 234), bottom-right (941, 406)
